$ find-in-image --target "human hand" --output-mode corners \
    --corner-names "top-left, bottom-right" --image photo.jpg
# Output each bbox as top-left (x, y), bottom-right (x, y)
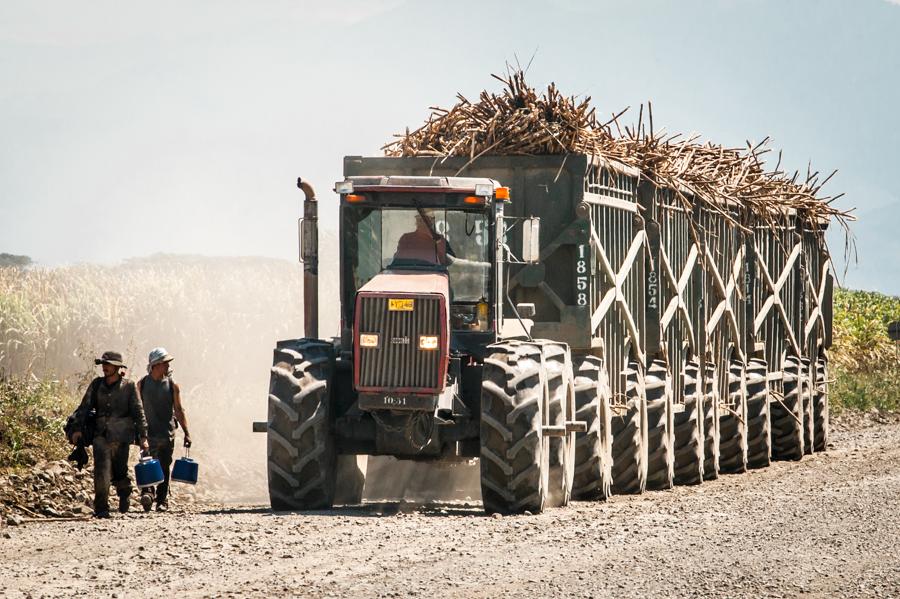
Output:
top-left (71, 431), bottom-right (82, 445)
top-left (183, 435), bottom-right (192, 449)
top-left (140, 438), bottom-right (149, 452)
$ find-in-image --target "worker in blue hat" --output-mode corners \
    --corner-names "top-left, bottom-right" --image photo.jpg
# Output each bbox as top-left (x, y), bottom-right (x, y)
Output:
top-left (137, 347), bottom-right (192, 512)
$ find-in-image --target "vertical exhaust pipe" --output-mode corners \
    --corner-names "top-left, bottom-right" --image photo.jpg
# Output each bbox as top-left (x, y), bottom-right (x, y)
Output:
top-left (297, 177), bottom-right (318, 339)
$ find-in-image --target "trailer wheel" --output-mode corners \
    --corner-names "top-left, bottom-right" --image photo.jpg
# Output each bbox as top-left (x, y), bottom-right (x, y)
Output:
top-left (571, 355), bottom-right (612, 500)
top-left (772, 355), bottom-right (805, 460)
top-left (266, 339), bottom-right (336, 511)
top-left (542, 341), bottom-right (575, 508)
top-left (645, 359), bottom-right (674, 490)
top-left (718, 359), bottom-right (748, 474)
top-left (702, 362), bottom-right (720, 480)
top-left (802, 358), bottom-right (815, 455)
top-left (813, 357), bottom-right (829, 452)
top-left (745, 357), bottom-right (771, 469)
top-left (674, 360), bottom-right (703, 485)
top-left (480, 342), bottom-right (549, 515)
top-left (611, 362), bottom-right (648, 495)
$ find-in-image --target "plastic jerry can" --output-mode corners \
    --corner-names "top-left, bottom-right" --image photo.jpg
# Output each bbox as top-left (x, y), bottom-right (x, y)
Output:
top-left (172, 453), bottom-right (199, 485)
top-left (134, 456), bottom-right (165, 488)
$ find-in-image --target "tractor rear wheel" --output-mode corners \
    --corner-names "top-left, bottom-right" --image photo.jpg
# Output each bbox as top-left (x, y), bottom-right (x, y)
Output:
top-left (543, 341), bottom-right (575, 508)
top-left (746, 358), bottom-right (771, 469)
top-left (480, 341), bottom-right (549, 515)
top-left (674, 360), bottom-right (703, 485)
top-left (266, 339), bottom-right (336, 511)
top-left (718, 360), bottom-right (748, 474)
top-left (813, 357), bottom-right (829, 452)
top-left (645, 359), bottom-right (674, 490)
top-left (571, 355), bottom-right (612, 501)
top-left (802, 358), bottom-right (815, 456)
top-left (611, 362), bottom-right (648, 495)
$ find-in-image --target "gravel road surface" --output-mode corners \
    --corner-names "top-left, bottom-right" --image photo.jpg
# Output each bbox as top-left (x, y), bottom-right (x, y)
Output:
top-left (2, 420), bottom-right (899, 598)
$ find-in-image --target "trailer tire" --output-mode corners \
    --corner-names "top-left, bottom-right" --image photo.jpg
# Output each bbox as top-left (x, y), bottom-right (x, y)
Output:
top-left (266, 339), bottom-right (336, 511)
top-left (813, 357), bottom-right (829, 452)
top-left (718, 360), bottom-right (748, 474)
top-left (480, 342), bottom-right (549, 515)
top-left (702, 363), bottom-right (720, 480)
top-left (674, 360), bottom-right (703, 485)
top-left (611, 362), bottom-right (648, 495)
top-left (645, 359), bottom-right (675, 490)
top-left (745, 358), bottom-right (771, 469)
top-left (571, 355), bottom-right (612, 501)
top-left (542, 341), bottom-right (574, 508)
top-left (772, 355), bottom-right (805, 461)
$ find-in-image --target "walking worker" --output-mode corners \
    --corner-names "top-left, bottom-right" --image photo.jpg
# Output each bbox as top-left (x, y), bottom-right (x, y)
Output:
top-left (138, 347), bottom-right (192, 512)
top-left (70, 351), bottom-right (149, 518)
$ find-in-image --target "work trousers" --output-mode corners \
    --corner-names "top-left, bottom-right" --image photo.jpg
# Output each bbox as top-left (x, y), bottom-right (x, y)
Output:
top-left (92, 436), bottom-right (132, 513)
top-left (143, 438), bottom-right (174, 505)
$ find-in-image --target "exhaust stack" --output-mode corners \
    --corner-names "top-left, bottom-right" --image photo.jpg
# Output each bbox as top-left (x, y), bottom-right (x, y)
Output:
top-left (297, 177), bottom-right (318, 339)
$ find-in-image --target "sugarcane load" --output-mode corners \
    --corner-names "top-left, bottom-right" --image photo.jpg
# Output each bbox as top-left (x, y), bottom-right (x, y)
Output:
top-left (254, 70), bottom-right (852, 513)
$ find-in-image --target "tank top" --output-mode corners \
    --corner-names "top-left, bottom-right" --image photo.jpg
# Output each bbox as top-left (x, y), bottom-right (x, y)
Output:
top-left (141, 376), bottom-right (177, 442)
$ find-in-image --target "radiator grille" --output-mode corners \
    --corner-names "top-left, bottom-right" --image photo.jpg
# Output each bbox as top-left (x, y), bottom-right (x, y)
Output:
top-left (356, 294), bottom-right (443, 391)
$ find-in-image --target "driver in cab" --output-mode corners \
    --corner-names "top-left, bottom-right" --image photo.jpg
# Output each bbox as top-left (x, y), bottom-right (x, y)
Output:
top-left (393, 208), bottom-right (450, 266)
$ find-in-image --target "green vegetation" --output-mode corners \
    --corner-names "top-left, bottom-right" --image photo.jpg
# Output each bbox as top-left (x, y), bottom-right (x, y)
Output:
top-left (0, 378), bottom-right (78, 468)
top-left (830, 288), bottom-right (900, 413)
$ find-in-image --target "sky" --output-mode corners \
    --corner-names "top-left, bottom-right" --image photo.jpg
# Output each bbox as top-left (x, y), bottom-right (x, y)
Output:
top-left (1, 0), bottom-right (898, 293)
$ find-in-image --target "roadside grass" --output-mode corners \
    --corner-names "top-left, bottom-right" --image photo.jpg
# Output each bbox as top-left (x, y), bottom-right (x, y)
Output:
top-left (0, 377), bottom-right (78, 469)
top-left (830, 288), bottom-right (900, 414)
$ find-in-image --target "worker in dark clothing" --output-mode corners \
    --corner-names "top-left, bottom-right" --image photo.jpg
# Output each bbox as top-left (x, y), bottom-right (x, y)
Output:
top-left (393, 209), bottom-right (451, 265)
top-left (138, 347), bottom-right (191, 512)
top-left (70, 351), bottom-right (149, 518)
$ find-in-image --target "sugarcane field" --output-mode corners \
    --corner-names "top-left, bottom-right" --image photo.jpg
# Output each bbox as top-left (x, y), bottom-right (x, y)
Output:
top-left (2, 3), bottom-right (900, 598)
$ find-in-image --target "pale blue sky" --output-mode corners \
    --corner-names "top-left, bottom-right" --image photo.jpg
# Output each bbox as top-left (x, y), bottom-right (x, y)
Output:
top-left (1, 0), bottom-right (898, 292)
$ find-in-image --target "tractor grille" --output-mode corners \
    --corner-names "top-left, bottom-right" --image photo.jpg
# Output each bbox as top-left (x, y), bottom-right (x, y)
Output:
top-left (356, 294), bottom-right (444, 391)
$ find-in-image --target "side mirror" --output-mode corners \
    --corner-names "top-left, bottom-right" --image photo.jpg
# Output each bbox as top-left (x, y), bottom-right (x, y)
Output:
top-left (522, 217), bottom-right (540, 264)
top-left (515, 303), bottom-right (536, 319)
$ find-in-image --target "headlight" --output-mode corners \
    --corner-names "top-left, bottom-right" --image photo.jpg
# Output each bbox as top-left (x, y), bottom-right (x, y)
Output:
top-left (334, 180), bottom-right (354, 194)
top-left (418, 335), bottom-right (439, 350)
top-left (359, 334), bottom-right (379, 348)
top-left (474, 183), bottom-right (493, 197)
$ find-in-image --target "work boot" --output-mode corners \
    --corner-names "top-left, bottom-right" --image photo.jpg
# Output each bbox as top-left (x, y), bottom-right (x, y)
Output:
top-left (94, 511), bottom-right (111, 519)
top-left (118, 494), bottom-right (130, 514)
top-left (140, 492), bottom-right (153, 513)
top-left (156, 502), bottom-right (168, 513)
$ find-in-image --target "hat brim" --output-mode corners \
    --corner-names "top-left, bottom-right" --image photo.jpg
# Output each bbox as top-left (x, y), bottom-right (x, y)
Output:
top-left (95, 358), bottom-right (126, 367)
top-left (149, 356), bottom-right (174, 366)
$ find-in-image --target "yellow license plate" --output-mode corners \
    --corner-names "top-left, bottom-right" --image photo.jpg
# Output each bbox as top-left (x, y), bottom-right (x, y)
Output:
top-left (388, 298), bottom-right (414, 311)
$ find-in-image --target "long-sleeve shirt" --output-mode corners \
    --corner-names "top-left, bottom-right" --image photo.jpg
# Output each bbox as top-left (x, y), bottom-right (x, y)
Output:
top-left (76, 376), bottom-right (148, 444)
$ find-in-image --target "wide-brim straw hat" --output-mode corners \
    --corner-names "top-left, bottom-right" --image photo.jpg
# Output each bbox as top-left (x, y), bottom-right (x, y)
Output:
top-left (94, 351), bottom-right (126, 368)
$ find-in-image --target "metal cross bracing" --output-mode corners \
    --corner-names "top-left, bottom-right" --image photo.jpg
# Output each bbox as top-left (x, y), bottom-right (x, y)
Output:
top-left (699, 205), bottom-right (748, 406)
top-left (583, 163), bottom-right (646, 405)
top-left (750, 213), bottom-right (803, 374)
top-left (801, 227), bottom-right (831, 359)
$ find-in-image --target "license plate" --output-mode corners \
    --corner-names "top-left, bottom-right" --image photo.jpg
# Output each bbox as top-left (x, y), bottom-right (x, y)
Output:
top-left (388, 298), bottom-right (414, 311)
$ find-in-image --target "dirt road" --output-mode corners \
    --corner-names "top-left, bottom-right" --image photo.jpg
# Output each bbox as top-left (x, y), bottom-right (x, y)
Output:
top-left (2, 420), bottom-right (899, 598)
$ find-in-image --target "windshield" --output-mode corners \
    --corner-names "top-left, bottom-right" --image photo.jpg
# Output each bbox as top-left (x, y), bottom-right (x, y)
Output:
top-left (348, 206), bottom-right (490, 302)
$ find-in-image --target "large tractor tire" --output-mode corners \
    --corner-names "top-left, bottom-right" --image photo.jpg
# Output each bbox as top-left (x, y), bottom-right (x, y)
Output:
top-left (771, 355), bottom-right (805, 461)
top-left (266, 339), bottom-right (336, 511)
top-left (674, 360), bottom-right (704, 485)
top-left (702, 362), bottom-right (720, 481)
top-left (718, 360), bottom-right (748, 474)
top-left (571, 355), bottom-right (612, 501)
top-left (480, 341), bottom-right (549, 515)
top-left (802, 358), bottom-right (815, 456)
top-left (645, 359), bottom-right (675, 491)
top-left (542, 341), bottom-right (575, 508)
top-left (745, 357), bottom-right (771, 469)
top-left (611, 362), bottom-right (648, 495)
top-left (813, 357), bottom-right (829, 452)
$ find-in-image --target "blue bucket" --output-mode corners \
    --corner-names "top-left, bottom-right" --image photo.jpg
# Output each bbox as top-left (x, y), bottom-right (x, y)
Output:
top-left (172, 456), bottom-right (199, 485)
top-left (134, 456), bottom-right (165, 488)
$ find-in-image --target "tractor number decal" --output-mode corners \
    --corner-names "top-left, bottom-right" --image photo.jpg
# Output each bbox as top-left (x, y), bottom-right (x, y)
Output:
top-left (576, 244), bottom-right (588, 306)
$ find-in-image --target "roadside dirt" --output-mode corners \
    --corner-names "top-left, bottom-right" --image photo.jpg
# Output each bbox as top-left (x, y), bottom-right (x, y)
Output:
top-left (2, 420), bottom-right (899, 598)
